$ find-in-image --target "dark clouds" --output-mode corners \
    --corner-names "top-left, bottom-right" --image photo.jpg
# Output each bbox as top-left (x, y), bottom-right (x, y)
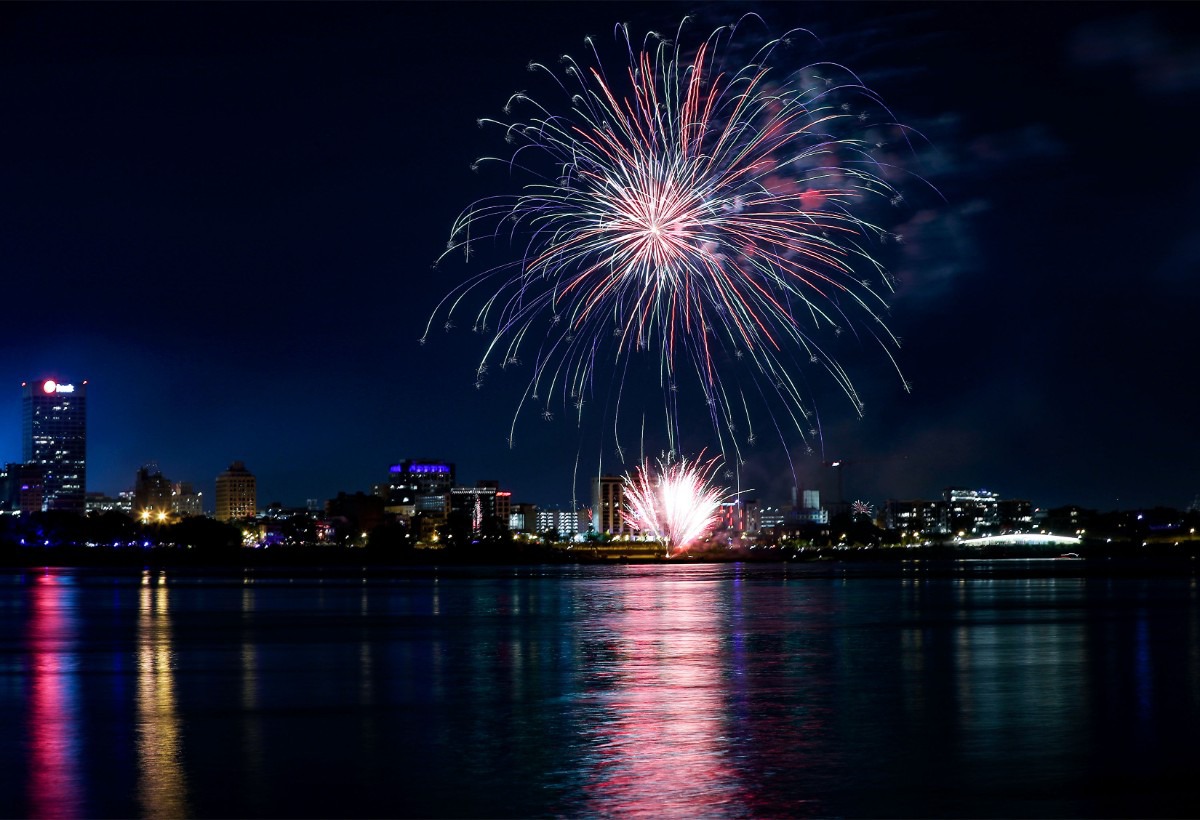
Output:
top-left (1070, 12), bottom-right (1200, 95)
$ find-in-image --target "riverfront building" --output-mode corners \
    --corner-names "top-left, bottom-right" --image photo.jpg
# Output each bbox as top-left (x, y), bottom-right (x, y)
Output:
top-left (718, 499), bottom-right (762, 536)
top-left (535, 507), bottom-right (588, 539)
top-left (387, 459), bottom-right (455, 517)
top-left (172, 481), bottom-right (204, 517)
top-left (1, 463), bottom-right (44, 513)
top-left (215, 461), bottom-right (256, 521)
top-left (134, 465), bottom-right (174, 520)
top-left (21, 378), bottom-right (87, 513)
top-left (592, 475), bottom-right (628, 535)
top-left (509, 502), bottom-right (538, 534)
top-left (885, 488), bottom-right (1034, 538)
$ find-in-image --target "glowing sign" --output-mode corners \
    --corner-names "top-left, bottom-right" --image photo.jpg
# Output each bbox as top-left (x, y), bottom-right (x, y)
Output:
top-left (390, 463), bottom-right (451, 475)
top-left (42, 380), bottom-right (75, 394)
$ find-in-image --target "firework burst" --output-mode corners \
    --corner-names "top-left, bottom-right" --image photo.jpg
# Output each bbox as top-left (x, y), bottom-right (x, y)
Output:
top-left (622, 454), bottom-right (727, 554)
top-left (427, 15), bottom-right (917, 458)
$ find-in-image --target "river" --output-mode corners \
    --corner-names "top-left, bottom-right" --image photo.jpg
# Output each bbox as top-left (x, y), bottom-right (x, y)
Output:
top-left (2, 562), bottom-right (1198, 817)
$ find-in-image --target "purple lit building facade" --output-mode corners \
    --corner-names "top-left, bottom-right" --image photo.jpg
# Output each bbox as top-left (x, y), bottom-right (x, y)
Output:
top-left (387, 460), bottom-right (455, 517)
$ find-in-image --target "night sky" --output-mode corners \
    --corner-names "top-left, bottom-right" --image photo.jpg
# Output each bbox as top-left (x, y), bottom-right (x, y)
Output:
top-left (3, 2), bottom-right (1198, 513)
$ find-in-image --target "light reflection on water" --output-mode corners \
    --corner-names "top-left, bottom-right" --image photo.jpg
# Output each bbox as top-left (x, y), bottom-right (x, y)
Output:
top-left (575, 570), bottom-right (743, 817)
top-left (3, 564), bottom-right (1200, 817)
top-left (28, 573), bottom-right (83, 820)
top-left (136, 571), bottom-right (187, 819)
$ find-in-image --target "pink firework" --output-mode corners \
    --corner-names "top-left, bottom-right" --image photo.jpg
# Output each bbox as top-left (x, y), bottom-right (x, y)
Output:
top-left (623, 455), bottom-right (728, 554)
top-left (427, 15), bottom-right (920, 458)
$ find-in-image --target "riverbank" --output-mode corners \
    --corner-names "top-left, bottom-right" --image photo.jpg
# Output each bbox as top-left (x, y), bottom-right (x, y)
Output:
top-left (4, 539), bottom-right (1200, 578)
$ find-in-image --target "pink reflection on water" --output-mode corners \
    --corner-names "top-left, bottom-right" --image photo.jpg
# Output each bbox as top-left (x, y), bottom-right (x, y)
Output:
top-left (578, 570), bottom-right (746, 816)
top-left (27, 572), bottom-right (84, 819)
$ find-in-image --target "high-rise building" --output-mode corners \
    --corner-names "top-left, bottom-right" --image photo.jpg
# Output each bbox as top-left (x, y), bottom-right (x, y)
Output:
top-left (134, 465), bottom-right (173, 519)
top-left (21, 378), bottom-right (87, 513)
top-left (446, 481), bottom-right (513, 533)
top-left (592, 475), bottom-right (628, 535)
top-left (450, 484), bottom-right (496, 529)
top-left (387, 460), bottom-right (455, 517)
top-left (495, 490), bottom-right (512, 526)
top-left (215, 461), bottom-right (256, 522)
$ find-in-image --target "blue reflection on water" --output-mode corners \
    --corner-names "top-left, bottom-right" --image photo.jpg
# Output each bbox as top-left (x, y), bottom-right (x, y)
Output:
top-left (1, 563), bottom-right (1200, 817)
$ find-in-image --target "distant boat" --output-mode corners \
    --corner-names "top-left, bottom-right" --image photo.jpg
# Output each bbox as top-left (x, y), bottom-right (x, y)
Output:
top-left (1056, 552), bottom-right (1081, 560)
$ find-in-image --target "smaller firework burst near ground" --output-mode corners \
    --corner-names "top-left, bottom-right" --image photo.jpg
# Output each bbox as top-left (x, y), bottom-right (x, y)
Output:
top-left (622, 455), bottom-right (729, 555)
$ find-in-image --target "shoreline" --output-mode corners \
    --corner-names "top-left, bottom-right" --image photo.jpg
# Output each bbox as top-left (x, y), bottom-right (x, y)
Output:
top-left (4, 542), bottom-right (1199, 579)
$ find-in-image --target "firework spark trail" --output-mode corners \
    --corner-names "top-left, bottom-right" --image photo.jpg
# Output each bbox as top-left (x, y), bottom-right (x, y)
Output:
top-left (425, 14), bottom-right (918, 461)
top-left (623, 454), bottom-right (728, 554)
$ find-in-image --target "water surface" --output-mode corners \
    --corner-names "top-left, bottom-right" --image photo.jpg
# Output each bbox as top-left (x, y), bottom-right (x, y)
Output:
top-left (2, 563), bottom-right (1198, 817)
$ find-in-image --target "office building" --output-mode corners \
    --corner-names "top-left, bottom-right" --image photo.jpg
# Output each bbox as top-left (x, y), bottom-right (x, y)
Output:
top-left (448, 480), bottom-right (508, 525)
top-left (792, 488), bottom-right (829, 525)
top-left (1, 463), bottom-right (44, 513)
top-left (215, 461), bottom-right (256, 522)
top-left (85, 491), bottom-right (129, 514)
top-left (21, 378), bottom-right (87, 513)
top-left (718, 499), bottom-right (762, 535)
top-left (326, 491), bottom-right (385, 539)
top-left (134, 465), bottom-right (174, 519)
top-left (759, 505), bottom-right (786, 533)
top-left (592, 475), bottom-right (628, 535)
top-left (449, 481), bottom-right (511, 532)
top-left (484, 482), bottom-right (511, 525)
top-left (387, 459), bottom-right (455, 517)
top-left (535, 507), bottom-right (588, 539)
top-left (509, 502), bottom-right (538, 533)
top-left (944, 487), bottom-right (1001, 536)
top-left (885, 498), bottom-right (948, 536)
top-left (998, 499), bottom-right (1033, 532)
top-left (172, 482), bottom-right (204, 518)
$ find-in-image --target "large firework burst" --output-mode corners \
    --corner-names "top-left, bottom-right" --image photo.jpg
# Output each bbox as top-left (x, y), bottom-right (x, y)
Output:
top-left (623, 454), bottom-right (727, 554)
top-left (426, 15), bottom-right (914, 459)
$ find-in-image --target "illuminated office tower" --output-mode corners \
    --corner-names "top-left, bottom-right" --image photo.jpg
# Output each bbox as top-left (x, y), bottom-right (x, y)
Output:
top-left (215, 461), bottom-right (256, 522)
top-left (21, 378), bottom-right (87, 513)
top-left (387, 459), bottom-right (455, 516)
top-left (592, 475), bottom-right (628, 535)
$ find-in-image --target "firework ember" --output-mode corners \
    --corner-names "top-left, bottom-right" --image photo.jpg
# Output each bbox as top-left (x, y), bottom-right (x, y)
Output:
top-left (623, 455), bottom-right (727, 554)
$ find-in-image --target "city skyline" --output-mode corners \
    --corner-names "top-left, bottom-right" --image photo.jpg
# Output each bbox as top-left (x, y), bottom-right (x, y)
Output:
top-left (6, 381), bottom-right (1194, 519)
top-left (3, 3), bottom-right (1198, 512)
